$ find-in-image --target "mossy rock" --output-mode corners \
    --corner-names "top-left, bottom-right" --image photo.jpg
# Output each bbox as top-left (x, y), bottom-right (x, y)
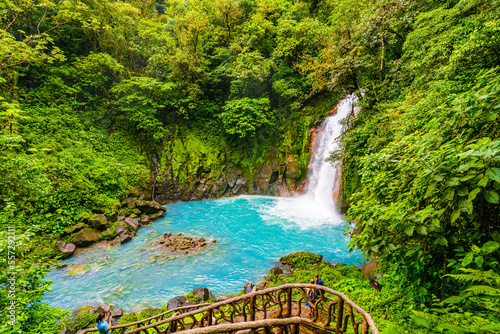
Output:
top-left (279, 252), bottom-right (323, 268)
top-left (67, 263), bottom-right (89, 277)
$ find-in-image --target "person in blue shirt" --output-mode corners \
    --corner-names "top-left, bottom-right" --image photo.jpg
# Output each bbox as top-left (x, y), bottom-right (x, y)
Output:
top-left (96, 312), bottom-right (112, 334)
top-left (315, 274), bottom-right (324, 297)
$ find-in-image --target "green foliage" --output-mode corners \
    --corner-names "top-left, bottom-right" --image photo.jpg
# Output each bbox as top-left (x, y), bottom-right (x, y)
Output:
top-left (185, 292), bottom-right (202, 303)
top-left (279, 252), bottom-right (323, 268)
top-left (219, 97), bottom-right (272, 138)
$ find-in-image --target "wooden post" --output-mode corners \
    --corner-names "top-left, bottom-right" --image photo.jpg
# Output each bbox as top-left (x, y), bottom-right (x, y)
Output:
top-left (250, 295), bottom-right (256, 321)
top-left (286, 288), bottom-right (292, 317)
top-left (207, 309), bottom-right (213, 326)
top-left (335, 298), bottom-right (344, 331)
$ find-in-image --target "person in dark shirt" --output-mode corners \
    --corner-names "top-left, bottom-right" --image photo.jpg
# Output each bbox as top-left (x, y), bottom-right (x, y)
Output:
top-left (315, 273), bottom-right (324, 297)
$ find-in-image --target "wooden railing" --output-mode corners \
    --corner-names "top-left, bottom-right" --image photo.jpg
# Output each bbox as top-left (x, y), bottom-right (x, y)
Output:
top-left (80, 284), bottom-right (378, 334)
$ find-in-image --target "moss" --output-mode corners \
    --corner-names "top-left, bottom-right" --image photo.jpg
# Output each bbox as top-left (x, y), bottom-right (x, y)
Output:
top-left (279, 252), bottom-right (323, 268)
top-left (185, 291), bottom-right (202, 303)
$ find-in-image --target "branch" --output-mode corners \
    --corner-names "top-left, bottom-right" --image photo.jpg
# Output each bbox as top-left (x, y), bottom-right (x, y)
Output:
top-left (4, 0), bottom-right (39, 32)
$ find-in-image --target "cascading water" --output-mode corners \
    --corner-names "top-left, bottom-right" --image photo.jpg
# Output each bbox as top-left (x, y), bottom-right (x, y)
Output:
top-left (44, 95), bottom-right (363, 312)
top-left (261, 94), bottom-right (358, 227)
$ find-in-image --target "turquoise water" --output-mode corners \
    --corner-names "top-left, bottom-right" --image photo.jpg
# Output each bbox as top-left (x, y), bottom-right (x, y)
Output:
top-left (45, 195), bottom-right (364, 311)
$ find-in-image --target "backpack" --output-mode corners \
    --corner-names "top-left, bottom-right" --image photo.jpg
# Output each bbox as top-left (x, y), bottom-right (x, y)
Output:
top-left (308, 289), bottom-right (317, 303)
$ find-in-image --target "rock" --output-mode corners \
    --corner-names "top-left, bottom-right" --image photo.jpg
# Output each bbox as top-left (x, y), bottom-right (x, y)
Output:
top-left (150, 211), bottom-right (164, 221)
top-left (96, 302), bottom-right (111, 314)
top-left (360, 260), bottom-right (377, 277)
top-left (254, 165), bottom-right (273, 191)
top-left (59, 327), bottom-right (73, 334)
top-left (90, 214), bottom-right (108, 230)
top-left (244, 282), bottom-right (254, 294)
top-left (256, 281), bottom-right (268, 291)
top-left (232, 178), bottom-right (247, 195)
top-left (113, 233), bottom-right (132, 245)
top-left (167, 296), bottom-right (186, 310)
top-left (56, 241), bottom-right (76, 258)
top-left (136, 200), bottom-right (166, 214)
top-left (132, 208), bottom-right (142, 215)
top-left (285, 155), bottom-right (300, 179)
top-left (126, 197), bottom-right (136, 209)
top-left (75, 305), bottom-right (93, 316)
top-left (71, 228), bottom-right (101, 246)
top-left (149, 229), bottom-right (158, 234)
top-left (191, 287), bottom-right (212, 302)
top-left (118, 216), bottom-right (125, 221)
top-left (112, 309), bottom-right (123, 317)
top-left (269, 267), bottom-right (283, 276)
top-left (64, 223), bottom-right (85, 235)
top-left (279, 252), bottom-right (323, 268)
top-left (116, 225), bottom-right (127, 236)
top-left (140, 215), bottom-right (150, 225)
top-left (124, 217), bottom-right (139, 231)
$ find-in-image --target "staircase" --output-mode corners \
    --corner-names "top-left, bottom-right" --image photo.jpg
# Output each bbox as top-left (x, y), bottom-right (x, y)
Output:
top-left (80, 284), bottom-right (378, 334)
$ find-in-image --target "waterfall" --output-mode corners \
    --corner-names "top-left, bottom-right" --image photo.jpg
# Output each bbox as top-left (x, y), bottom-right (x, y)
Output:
top-left (303, 94), bottom-right (358, 212)
top-left (261, 94), bottom-right (358, 228)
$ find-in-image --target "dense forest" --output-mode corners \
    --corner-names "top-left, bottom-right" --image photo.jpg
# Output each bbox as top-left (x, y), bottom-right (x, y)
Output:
top-left (1, 0), bottom-right (499, 332)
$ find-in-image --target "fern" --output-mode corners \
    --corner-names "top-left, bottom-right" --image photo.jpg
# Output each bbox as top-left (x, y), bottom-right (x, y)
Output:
top-left (445, 268), bottom-right (500, 285)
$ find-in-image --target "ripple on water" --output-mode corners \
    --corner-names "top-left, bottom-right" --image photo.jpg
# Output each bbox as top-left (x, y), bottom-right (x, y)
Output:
top-left (44, 195), bottom-right (363, 311)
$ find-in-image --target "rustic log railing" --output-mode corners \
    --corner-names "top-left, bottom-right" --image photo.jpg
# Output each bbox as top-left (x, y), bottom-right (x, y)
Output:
top-left (80, 284), bottom-right (378, 334)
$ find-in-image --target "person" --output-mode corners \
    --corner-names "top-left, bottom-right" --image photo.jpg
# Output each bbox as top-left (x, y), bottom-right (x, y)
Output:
top-left (315, 273), bottom-right (324, 297)
top-left (96, 312), bottom-right (112, 334)
top-left (305, 279), bottom-right (316, 316)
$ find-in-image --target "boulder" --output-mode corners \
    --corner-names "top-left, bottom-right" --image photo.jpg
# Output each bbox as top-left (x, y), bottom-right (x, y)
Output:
top-left (136, 200), bottom-right (166, 214)
top-left (244, 282), bottom-right (254, 294)
top-left (132, 208), bottom-right (142, 215)
top-left (167, 296), bottom-right (186, 310)
top-left (191, 287), bottom-right (212, 302)
top-left (71, 228), bottom-right (101, 246)
top-left (75, 305), bottom-right (93, 316)
top-left (149, 229), bottom-right (158, 234)
top-left (285, 155), bottom-right (300, 179)
top-left (96, 302), bottom-right (111, 314)
top-left (56, 241), bottom-right (76, 258)
top-left (256, 281), bottom-right (268, 291)
top-left (150, 211), bottom-right (164, 221)
top-left (112, 309), bottom-right (123, 317)
top-left (232, 178), bottom-right (247, 195)
top-left (116, 225), bottom-right (127, 236)
top-left (269, 267), bottom-right (283, 276)
top-left (67, 263), bottom-right (89, 277)
top-left (124, 217), bottom-right (139, 231)
top-left (140, 215), bottom-right (150, 226)
top-left (126, 197), bottom-right (136, 209)
top-left (113, 234), bottom-right (132, 245)
top-left (90, 214), bottom-right (107, 230)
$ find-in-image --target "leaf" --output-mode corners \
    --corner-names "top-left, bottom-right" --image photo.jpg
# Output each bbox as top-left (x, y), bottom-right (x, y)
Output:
top-left (417, 225), bottom-right (427, 235)
top-left (442, 295), bottom-right (461, 304)
top-left (468, 188), bottom-right (481, 201)
top-left (484, 191), bottom-right (499, 204)
top-left (446, 177), bottom-right (460, 186)
top-left (410, 314), bottom-right (431, 329)
top-left (458, 199), bottom-right (473, 213)
top-left (462, 253), bottom-right (473, 266)
top-left (475, 256), bottom-right (484, 267)
top-left (437, 236), bottom-right (448, 247)
top-left (388, 243), bottom-right (396, 250)
top-left (451, 208), bottom-right (461, 223)
top-left (480, 323), bottom-right (500, 331)
top-left (380, 324), bottom-right (400, 334)
top-left (486, 167), bottom-right (500, 182)
top-left (434, 323), bottom-right (468, 333)
top-left (371, 245), bottom-right (379, 253)
top-left (482, 241), bottom-right (500, 254)
top-left (405, 225), bottom-right (415, 236)
top-left (478, 176), bottom-right (489, 187)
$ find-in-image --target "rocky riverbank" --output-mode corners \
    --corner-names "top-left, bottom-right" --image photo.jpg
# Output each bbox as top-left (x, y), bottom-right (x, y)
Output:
top-left (54, 189), bottom-right (166, 260)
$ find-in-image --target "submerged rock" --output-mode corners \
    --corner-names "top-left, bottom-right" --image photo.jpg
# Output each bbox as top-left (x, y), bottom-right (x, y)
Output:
top-left (71, 228), bottom-right (101, 246)
top-left (158, 233), bottom-right (212, 253)
top-left (67, 263), bottom-right (89, 277)
top-left (75, 305), bottom-right (93, 316)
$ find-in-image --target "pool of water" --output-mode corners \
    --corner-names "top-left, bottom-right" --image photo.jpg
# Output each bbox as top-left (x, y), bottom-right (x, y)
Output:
top-left (44, 195), bottom-right (364, 311)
